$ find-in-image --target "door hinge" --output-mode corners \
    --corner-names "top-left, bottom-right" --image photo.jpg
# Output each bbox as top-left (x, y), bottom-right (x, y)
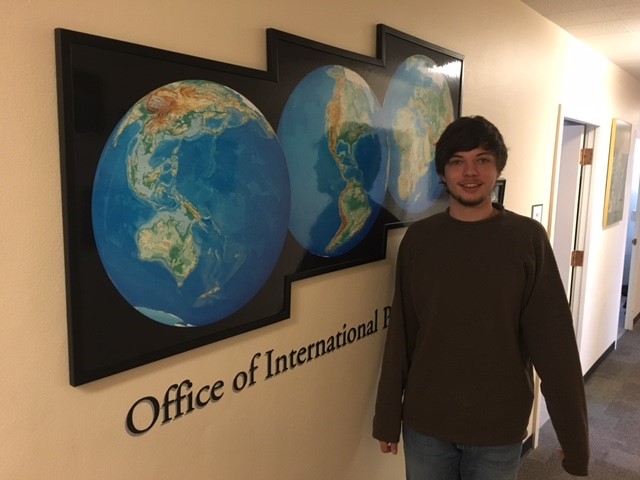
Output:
top-left (580, 148), bottom-right (593, 165)
top-left (571, 250), bottom-right (584, 267)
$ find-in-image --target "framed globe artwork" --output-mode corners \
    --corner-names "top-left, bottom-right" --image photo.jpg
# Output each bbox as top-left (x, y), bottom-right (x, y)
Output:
top-left (55, 25), bottom-right (463, 385)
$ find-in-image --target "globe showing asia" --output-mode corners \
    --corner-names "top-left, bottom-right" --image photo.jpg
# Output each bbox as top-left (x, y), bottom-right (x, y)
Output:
top-left (92, 79), bottom-right (290, 327)
top-left (277, 65), bottom-right (388, 257)
top-left (384, 54), bottom-right (455, 216)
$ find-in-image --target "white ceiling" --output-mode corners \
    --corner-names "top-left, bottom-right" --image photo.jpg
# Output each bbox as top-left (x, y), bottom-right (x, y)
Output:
top-left (521, 0), bottom-right (640, 81)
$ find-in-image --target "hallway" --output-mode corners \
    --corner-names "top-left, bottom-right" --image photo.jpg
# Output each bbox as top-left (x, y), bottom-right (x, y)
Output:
top-left (518, 323), bottom-right (640, 478)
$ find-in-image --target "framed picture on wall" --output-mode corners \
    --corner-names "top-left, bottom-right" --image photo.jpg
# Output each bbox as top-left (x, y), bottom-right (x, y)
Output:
top-left (603, 118), bottom-right (632, 227)
top-left (492, 178), bottom-right (506, 205)
top-left (531, 204), bottom-right (543, 223)
top-left (55, 26), bottom-right (464, 385)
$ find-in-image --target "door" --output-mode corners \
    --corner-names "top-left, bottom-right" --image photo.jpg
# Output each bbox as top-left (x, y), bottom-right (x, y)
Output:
top-left (550, 120), bottom-right (593, 338)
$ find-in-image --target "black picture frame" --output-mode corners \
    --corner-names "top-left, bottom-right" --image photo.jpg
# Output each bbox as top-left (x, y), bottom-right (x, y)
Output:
top-left (531, 203), bottom-right (543, 223)
top-left (55, 25), bottom-right (464, 385)
top-left (492, 178), bottom-right (506, 205)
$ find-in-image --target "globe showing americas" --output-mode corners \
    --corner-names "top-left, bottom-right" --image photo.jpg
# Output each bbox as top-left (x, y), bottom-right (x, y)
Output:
top-left (384, 54), bottom-right (455, 216)
top-left (277, 65), bottom-right (389, 258)
top-left (92, 79), bottom-right (290, 327)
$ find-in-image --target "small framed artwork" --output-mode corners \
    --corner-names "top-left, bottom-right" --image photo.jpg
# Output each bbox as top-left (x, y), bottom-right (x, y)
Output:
top-left (531, 204), bottom-right (543, 223)
top-left (603, 118), bottom-right (632, 227)
top-left (492, 178), bottom-right (506, 205)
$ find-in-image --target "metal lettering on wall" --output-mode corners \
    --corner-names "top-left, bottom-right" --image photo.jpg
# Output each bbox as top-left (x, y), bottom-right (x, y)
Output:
top-left (126, 307), bottom-right (390, 435)
top-left (55, 25), bottom-right (463, 385)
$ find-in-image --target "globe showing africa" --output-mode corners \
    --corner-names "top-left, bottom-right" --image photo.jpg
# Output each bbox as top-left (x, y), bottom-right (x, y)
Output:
top-left (92, 79), bottom-right (290, 327)
top-left (384, 54), bottom-right (455, 216)
top-left (277, 65), bottom-right (388, 258)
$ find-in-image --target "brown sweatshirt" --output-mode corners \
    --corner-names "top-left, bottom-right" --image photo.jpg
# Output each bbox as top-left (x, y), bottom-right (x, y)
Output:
top-left (373, 205), bottom-right (589, 476)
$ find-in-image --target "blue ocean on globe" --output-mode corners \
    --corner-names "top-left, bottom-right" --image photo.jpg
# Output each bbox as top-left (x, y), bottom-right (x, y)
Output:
top-left (92, 80), bottom-right (290, 327)
top-left (277, 65), bottom-right (388, 257)
top-left (384, 54), bottom-right (455, 215)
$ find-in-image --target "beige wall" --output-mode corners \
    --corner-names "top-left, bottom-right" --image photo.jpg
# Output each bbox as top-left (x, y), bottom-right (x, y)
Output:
top-left (2, 0), bottom-right (639, 478)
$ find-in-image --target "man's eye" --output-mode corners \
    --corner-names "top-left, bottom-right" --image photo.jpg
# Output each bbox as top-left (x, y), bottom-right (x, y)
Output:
top-left (448, 159), bottom-right (463, 166)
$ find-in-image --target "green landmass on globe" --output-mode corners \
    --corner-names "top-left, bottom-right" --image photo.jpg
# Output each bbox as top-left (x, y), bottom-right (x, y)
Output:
top-left (112, 81), bottom-right (274, 287)
top-left (324, 66), bottom-right (376, 254)
top-left (278, 65), bottom-right (388, 258)
top-left (385, 54), bottom-right (455, 216)
top-left (137, 215), bottom-right (198, 287)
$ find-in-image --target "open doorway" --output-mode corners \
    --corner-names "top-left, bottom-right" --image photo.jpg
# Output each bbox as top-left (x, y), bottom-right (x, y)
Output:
top-left (549, 119), bottom-right (594, 341)
top-left (532, 114), bottom-right (595, 443)
top-left (621, 138), bottom-right (640, 333)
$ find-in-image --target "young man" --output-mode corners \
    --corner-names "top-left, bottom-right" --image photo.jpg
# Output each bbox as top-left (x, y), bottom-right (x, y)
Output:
top-left (373, 116), bottom-right (589, 479)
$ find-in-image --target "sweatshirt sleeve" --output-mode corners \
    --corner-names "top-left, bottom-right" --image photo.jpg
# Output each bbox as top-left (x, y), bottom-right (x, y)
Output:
top-left (372, 236), bottom-right (416, 442)
top-left (520, 224), bottom-right (589, 476)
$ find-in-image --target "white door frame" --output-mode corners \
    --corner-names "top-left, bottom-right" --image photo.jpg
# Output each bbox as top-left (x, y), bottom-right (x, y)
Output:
top-left (531, 105), bottom-right (594, 447)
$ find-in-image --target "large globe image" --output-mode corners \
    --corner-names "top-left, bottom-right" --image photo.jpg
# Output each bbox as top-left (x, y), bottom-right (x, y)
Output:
top-left (92, 80), bottom-right (290, 327)
top-left (277, 65), bottom-right (388, 257)
top-left (384, 54), bottom-right (455, 216)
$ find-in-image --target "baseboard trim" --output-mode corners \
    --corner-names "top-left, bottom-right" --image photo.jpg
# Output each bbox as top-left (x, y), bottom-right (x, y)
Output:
top-left (583, 341), bottom-right (615, 382)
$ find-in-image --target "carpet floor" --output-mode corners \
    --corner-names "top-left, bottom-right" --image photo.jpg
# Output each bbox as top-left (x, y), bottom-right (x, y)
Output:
top-left (517, 323), bottom-right (640, 479)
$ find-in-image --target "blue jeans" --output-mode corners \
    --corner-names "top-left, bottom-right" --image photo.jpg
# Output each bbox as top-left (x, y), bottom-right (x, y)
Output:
top-left (402, 425), bottom-right (522, 480)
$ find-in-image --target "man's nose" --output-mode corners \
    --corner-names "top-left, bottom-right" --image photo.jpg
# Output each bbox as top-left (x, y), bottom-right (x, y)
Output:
top-left (462, 159), bottom-right (478, 174)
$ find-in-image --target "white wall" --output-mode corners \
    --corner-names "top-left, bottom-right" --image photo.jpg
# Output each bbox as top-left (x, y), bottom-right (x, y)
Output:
top-left (560, 77), bottom-right (640, 364)
top-left (2, 0), bottom-right (640, 478)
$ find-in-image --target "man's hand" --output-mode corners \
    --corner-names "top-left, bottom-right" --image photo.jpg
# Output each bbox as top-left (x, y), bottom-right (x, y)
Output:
top-left (379, 440), bottom-right (398, 455)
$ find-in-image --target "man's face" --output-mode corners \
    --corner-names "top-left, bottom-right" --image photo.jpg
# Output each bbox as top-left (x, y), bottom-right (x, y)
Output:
top-left (442, 147), bottom-right (500, 209)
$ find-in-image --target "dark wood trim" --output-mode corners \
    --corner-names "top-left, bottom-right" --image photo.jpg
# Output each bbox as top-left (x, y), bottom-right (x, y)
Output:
top-left (521, 435), bottom-right (533, 457)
